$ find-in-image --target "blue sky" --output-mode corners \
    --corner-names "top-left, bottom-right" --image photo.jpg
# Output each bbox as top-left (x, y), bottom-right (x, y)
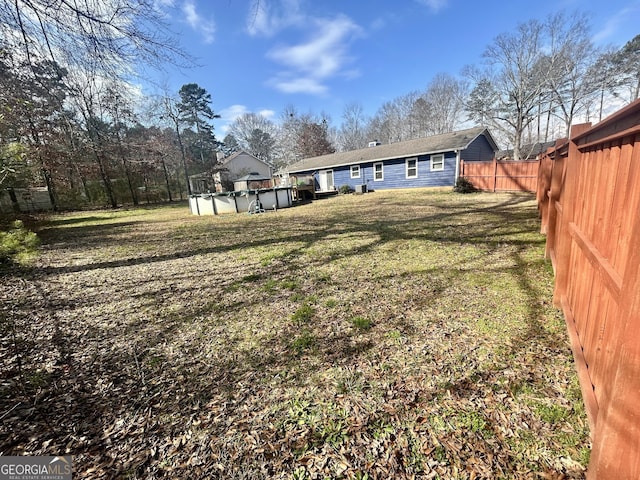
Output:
top-left (149, 0), bottom-right (640, 134)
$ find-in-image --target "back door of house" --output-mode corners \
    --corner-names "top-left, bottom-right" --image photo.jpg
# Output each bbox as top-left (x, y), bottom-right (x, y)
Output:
top-left (319, 170), bottom-right (334, 191)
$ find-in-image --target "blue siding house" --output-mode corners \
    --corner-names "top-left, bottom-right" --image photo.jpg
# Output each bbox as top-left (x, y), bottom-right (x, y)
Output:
top-left (286, 127), bottom-right (498, 192)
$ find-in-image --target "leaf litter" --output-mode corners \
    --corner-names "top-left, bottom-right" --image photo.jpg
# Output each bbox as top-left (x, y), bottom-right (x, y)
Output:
top-left (0, 190), bottom-right (589, 478)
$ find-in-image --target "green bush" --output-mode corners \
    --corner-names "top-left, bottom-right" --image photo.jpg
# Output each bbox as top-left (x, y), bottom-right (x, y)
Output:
top-left (453, 176), bottom-right (478, 193)
top-left (0, 220), bottom-right (40, 265)
top-left (338, 184), bottom-right (353, 194)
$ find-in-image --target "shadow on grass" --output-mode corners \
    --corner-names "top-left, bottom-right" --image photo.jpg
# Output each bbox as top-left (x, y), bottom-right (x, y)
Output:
top-left (31, 193), bottom-right (539, 277)
top-left (0, 191), bottom-right (580, 477)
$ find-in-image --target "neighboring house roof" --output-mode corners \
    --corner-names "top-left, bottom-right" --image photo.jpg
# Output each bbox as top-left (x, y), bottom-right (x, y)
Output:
top-left (221, 150), bottom-right (272, 168)
top-left (234, 172), bottom-right (272, 182)
top-left (497, 141), bottom-right (555, 160)
top-left (286, 127), bottom-right (498, 173)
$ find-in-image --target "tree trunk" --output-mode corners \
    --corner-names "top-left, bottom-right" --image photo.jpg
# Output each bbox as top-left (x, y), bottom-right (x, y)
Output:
top-left (545, 100), bottom-right (553, 143)
top-left (513, 114), bottom-right (523, 161)
top-left (41, 166), bottom-right (57, 211)
top-left (94, 150), bottom-right (117, 208)
top-left (175, 126), bottom-right (191, 196)
top-left (121, 156), bottom-right (138, 205)
top-left (161, 158), bottom-right (173, 202)
top-left (26, 118), bottom-right (58, 211)
top-left (176, 172), bottom-right (184, 200)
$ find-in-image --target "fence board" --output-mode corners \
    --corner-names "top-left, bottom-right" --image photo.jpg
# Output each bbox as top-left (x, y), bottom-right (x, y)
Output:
top-left (536, 98), bottom-right (640, 479)
top-left (609, 142), bottom-right (632, 269)
top-left (461, 159), bottom-right (539, 192)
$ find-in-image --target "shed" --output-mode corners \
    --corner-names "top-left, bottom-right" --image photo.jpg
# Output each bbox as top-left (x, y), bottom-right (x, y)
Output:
top-left (233, 172), bottom-right (273, 191)
top-left (0, 187), bottom-right (53, 213)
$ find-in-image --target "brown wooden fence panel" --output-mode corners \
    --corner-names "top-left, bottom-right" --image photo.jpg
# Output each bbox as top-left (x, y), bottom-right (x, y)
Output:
top-left (537, 99), bottom-right (640, 479)
top-left (461, 158), bottom-right (539, 192)
top-left (460, 159), bottom-right (495, 190)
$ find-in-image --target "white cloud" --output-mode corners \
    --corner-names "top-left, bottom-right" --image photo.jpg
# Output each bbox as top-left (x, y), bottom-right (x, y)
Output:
top-left (246, 0), bottom-right (272, 36)
top-left (415, 0), bottom-right (449, 13)
top-left (246, 2), bottom-right (363, 96)
top-left (217, 105), bottom-right (276, 134)
top-left (219, 104), bottom-right (250, 123)
top-left (259, 109), bottom-right (276, 119)
top-left (266, 15), bottom-right (362, 95)
top-left (593, 4), bottom-right (640, 44)
top-left (269, 77), bottom-right (328, 95)
top-left (182, 0), bottom-right (216, 44)
top-left (268, 17), bottom-right (356, 76)
top-left (247, 0), bottom-right (304, 37)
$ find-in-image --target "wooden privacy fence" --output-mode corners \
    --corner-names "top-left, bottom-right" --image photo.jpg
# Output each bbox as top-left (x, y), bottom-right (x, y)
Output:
top-left (537, 98), bottom-right (640, 479)
top-left (460, 158), bottom-right (538, 192)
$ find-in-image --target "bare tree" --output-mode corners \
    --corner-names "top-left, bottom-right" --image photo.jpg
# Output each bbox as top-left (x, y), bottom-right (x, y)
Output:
top-left (274, 107), bottom-right (336, 164)
top-left (613, 34), bottom-right (640, 103)
top-left (0, 0), bottom-right (188, 76)
top-left (336, 102), bottom-right (369, 151)
top-left (467, 20), bottom-right (551, 160)
top-left (275, 105), bottom-right (302, 167)
top-left (367, 99), bottom-right (405, 144)
top-left (543, 12), bottom-right (599, 137)
top-left (0, 51), bottom-right (68, 208)
top-left (366, 75), bottom-right (466, 145)
top-left (102, 82), bottom-right (141, 205)
top-left (227, 112), bottom-right (279, 163)
top-left (66, 71), bottom-right (120, 207)
top-left (408, 97), bottom-right (432, 137)
top-left (159, 94), bottom-right (191, 195)
top-left (586, 48), bottom-right (621, 122)
top-left (423, 73), bottom-right (467, 135)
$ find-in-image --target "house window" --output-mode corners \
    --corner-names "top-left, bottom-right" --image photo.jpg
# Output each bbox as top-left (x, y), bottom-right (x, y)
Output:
top-left (406, 157), bottom-right (418, 178)
top-left (431, 154), bottom-right (445, 171)
top-left (350, 165), bottom-right (360, 179)
top-left (373, 162), bottom-right (384, 181)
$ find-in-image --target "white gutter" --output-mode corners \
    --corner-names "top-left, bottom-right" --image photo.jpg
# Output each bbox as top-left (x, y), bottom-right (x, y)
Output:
top-left (454, 150), bottom-right (461, 182)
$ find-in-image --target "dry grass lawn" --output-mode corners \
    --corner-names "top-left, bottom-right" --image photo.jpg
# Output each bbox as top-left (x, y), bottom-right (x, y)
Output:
top-left (0, 189), bottom-right (590, 479)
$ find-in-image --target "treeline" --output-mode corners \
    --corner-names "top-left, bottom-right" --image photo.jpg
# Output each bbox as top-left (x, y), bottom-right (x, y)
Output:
top-left (226, 13), bottom-right (638, 166)
top-left (0, 3), bottom-right (638, 210)
top-left (0, 0), bottom-right (196, 210)
top-left (223, 72), bottom-right (467, 167)
top-left (0, 55), bottom-right (218, 210)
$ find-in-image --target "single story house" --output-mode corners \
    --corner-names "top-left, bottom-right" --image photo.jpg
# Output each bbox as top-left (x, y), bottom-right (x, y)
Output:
top-left (285, 126), bottom-right (499, 192)
top-left (214, 151), bottom-right (273, 192)
top-left (191, 150), bottom-right (274, 193)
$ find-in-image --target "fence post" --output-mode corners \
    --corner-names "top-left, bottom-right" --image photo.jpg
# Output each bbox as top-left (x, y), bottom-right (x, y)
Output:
top-left (536, 156), bottom-right (547, 217)
top-left (544, 140), bottom-right (566, 261)
top-left (493, 157), bottom-right (498, 192)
